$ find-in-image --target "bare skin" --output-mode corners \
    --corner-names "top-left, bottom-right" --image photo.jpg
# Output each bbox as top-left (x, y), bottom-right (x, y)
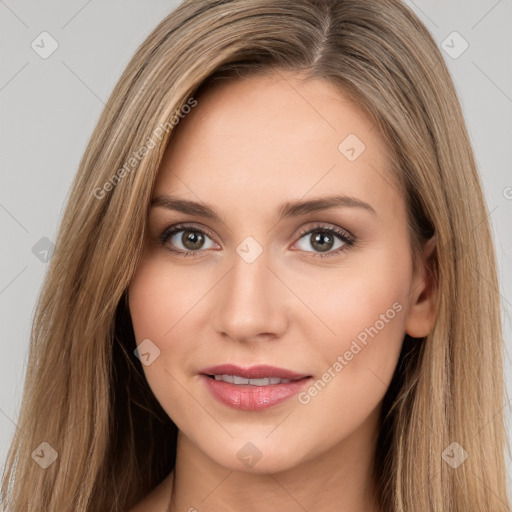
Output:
top-left (127, 70), bottom-right (436, 512)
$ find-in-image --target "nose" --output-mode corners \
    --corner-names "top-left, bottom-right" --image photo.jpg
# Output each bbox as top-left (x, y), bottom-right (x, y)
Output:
top-left (210, 245), bottom-right (289, 343)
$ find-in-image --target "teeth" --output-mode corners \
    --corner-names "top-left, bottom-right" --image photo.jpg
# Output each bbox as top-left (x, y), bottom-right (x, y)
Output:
top-left (213, 374), bottom-right (292, 385)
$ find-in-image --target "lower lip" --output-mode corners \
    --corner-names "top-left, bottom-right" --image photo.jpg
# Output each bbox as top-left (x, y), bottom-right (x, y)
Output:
top-left (200, 374), bottom-right (312, 411)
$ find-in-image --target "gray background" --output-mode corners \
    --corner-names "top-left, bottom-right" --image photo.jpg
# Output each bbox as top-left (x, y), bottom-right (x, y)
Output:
top-left (1, 0), bottom-right (511, 492)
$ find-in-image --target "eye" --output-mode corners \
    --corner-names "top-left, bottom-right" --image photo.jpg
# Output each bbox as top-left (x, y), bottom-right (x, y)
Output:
top-left (158, 223), bottom-right (218, 257)
top-left (292, 223), bottom-right (356, 258)
top-left (158, 222), bottom-right (356, 259)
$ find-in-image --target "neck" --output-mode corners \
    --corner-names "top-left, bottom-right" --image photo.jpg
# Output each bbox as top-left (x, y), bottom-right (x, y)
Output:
top-left (167, 406), bottom-right (382, 512)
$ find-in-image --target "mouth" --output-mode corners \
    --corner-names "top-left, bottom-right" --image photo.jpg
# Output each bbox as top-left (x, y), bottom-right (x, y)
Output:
top-left (198, 364), bottom-right (313, 411)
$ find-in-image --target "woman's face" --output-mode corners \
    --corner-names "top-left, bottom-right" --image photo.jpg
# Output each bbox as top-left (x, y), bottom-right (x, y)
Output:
top-left (128, 71), bottom-right (434, 474)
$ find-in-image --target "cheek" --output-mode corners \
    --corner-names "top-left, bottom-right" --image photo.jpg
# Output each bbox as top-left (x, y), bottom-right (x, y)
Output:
top-left (127, 254), bottom-right (196, 372)
top-left (292, 250), bottom-right (410, 399)
top-left (128, 253), bottom-right (205, 342)
top-left (330, 270), bottom-right (408, 361)
top-left (292, 249), bottom-right (411, 359)
top-left (127, 255), bottom-right (203, 429)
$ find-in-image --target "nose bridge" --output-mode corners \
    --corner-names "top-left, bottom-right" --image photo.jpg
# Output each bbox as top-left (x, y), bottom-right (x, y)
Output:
top-left (211, 241), bottom-right (286, 341)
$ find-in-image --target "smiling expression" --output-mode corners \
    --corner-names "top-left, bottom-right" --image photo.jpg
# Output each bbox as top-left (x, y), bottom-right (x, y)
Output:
top-left (127, 70), bottom-right (430, 474)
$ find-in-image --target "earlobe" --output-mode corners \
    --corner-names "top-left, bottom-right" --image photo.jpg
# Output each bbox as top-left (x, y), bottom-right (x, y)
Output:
top-left (404, 235), bottom-right (437, 338)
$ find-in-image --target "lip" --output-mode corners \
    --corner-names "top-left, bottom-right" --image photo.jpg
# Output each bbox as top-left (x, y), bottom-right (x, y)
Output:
top-left (199, 364), bottom-right (310, 380)
top-left (199, 364), bottom-right (312, 411)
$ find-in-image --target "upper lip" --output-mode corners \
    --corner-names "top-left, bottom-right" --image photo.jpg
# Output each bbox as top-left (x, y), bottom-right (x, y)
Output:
top-left (199, 364), bottom-right (311, 380)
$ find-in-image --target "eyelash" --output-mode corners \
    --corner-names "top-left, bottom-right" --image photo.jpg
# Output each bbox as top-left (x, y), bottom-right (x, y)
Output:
top-left (158, 222), bottom-right (356, 259)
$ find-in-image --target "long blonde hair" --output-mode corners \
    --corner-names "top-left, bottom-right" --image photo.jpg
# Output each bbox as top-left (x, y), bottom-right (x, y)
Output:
top-left (2, 0), bottom-right (509, 510)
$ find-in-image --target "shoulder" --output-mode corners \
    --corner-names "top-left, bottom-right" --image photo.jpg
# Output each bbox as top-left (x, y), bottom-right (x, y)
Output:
top-left (127, 471), bottom-right (174, 512)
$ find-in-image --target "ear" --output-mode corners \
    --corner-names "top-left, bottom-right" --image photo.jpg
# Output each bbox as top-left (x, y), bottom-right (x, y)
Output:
top-left (405, 235), bottom-right (437, 338)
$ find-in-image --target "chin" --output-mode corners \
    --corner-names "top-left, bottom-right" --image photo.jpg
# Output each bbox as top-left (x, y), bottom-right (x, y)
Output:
top-left (201, 436), bottom-right (309, 474)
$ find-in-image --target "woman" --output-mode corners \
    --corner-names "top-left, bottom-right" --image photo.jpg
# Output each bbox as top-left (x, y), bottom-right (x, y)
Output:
top-left (2, 0), bottom-right (509, 510)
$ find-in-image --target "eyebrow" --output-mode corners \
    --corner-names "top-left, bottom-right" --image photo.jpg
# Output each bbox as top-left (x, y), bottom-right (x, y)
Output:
top-left (150, 194), bottom-right (376, 222)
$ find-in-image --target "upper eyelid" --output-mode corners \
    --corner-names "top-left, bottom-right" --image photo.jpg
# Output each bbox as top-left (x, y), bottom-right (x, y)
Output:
top-left (296, 223), bottom-right (354, 240)
top-left (161, 222), bottom-right (217, 241)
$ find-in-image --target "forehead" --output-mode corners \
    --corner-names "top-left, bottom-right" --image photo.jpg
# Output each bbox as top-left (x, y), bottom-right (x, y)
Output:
top-left (154, 71), bottom-right (401, 219)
